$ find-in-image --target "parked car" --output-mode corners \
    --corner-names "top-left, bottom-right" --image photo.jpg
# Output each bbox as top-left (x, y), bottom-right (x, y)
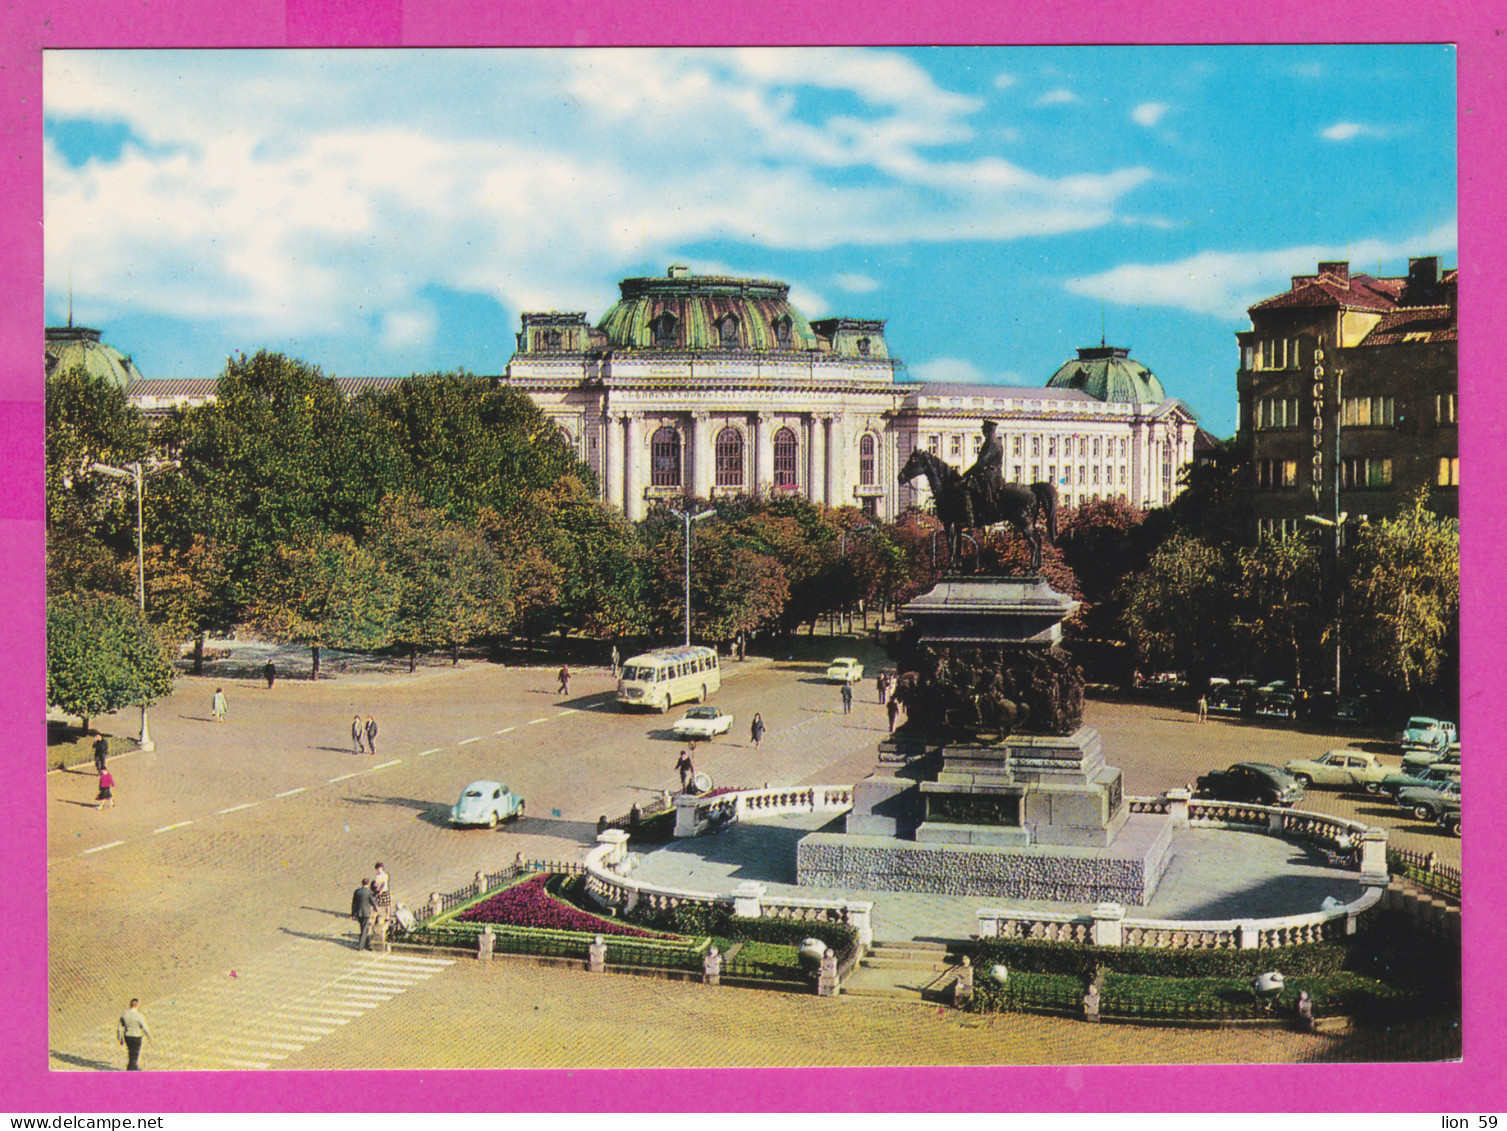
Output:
top-left (1374, 763), bottom-right (1460, 799)
top-left (1193, 762), bottom-right (1304, 807)
top-left (826, 657), bottom-right (864, 683)
top-left (1402, 744), bottom-right (1462, 773)
top-left (671, 705), bottom-right (734, 739)
top-left (1399, 716), bottom-right (1456, 752)
top-left (1282, 749), bottom-right (1391, 790)
top-left (449, 780), bottom-right (525, 828)
top-left (1398, 778), bottom-right (1460, 823)
top-left (1257, 691), bottom-right (1296, 719)
top-left (1438, 806), bottom-right (1461, 837)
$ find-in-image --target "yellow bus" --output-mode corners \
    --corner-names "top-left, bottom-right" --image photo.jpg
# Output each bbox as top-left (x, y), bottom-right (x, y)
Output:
top-left (617, 645), bottom-right (722, 712)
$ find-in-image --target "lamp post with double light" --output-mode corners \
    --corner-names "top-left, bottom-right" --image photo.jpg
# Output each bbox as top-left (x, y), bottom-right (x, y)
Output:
top-left (89, 460), bottom-right (155, 751)
top-left (666, 505), bottom-right (715, 647)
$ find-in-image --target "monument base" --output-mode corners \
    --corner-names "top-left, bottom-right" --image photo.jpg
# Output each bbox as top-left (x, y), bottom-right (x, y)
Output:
top-left (796, 810), bottom-right (1175, 905)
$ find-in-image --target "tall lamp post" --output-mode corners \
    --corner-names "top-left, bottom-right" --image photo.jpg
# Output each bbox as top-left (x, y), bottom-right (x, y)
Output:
top-left (90, 460), bottom-right (155, 751)
top-left (666, 505), bottom-right (714, 647)
top-left (838, 521), bottom-right (875, 633)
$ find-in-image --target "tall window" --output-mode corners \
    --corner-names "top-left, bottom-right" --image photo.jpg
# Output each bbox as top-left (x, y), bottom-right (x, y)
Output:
top-left (1438, 457), bottom-right (1460, 486)
top-left (773, 427), bottom-right (799, 488)
top-left (1437, 393), bottom-right (1457, 424)
top-left (1341, 397), bottom-right (1396, 427)
top-left (715, 427), bottom-right (745, 487)
top-left (651, 312), bottom-right (678, 348)
top-left (719, 315), bottom-right (740, 348)
top-left (1341, 457), bottom-right (1392, 489)
top-left (774, 315), bottom-right (793, 347)
top-left (859, 434), bottom-right (876, 485)
top-left (861, 495), bottom-right (878, 518)
top-left (650, 426), bottom-right (682, 488)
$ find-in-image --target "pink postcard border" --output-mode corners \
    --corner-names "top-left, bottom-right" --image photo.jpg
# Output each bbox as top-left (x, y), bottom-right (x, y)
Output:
top-left (2, 0), bottom-right (1501, 1113)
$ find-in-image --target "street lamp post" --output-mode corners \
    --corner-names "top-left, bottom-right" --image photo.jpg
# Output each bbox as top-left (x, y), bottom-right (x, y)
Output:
top-left (838, 521), bottom-right (875, 633)
top-left (666, 505), bottom-right (714, 647)
top-left (89, 460), bottom-right (155, 751)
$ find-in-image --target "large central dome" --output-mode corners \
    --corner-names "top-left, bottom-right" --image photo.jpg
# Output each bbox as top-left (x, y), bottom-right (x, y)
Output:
top-left (596, 264), bottom-right (821, 352)
top-left (1045, 345), bottom-right (1167, 404)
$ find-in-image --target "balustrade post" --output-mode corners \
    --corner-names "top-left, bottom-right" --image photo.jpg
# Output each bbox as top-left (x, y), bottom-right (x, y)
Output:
top-left (1359, 827), bottom-right (1390, 884)
top-left (732, 881), bottom-right (766, 919)
top-left (1267, 809), bottom-right (1286, 833)
top-left (976, 909), bottom-right (1002, 939)
top-left (1082, 983), bottom-right (1101, 1023)
top-left (587, 934), bottom-right (607, 974)
top-left (473, 870), bottom-right (487, 897)
top-left (428, 892), bottom-right (443, 922)
top-left (1237, 921), bottom-right (1261, 949)
top-left (845, 901), bottom-right (874, 948)
top-left (817, 948), bottom-right (840, 997)
top-left (674, 794), bottom-right (701, 838)
top-left (478, 924), bottom-right (494, 963)
top-left (952, 956), bottom-right (974, 1008)
top-left (1166, 788), bottom-right (1190, 825)
top-left (703, 946), bottom-right (722, 987)
top-left (597, 827), bottom-right (629, 867)
top-left (1090, 903), bottom-right (1125, 947)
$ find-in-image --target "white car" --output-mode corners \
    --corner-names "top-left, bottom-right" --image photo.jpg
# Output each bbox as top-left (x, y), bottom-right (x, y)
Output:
top-left (449, 780), bottom-right (525, 828)
top-left (671, 706), bottom-right (733, 739)
top-left (827, 657), bottom-right (864, 683)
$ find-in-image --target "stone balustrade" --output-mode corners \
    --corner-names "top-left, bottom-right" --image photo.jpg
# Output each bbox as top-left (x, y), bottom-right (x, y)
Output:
top-left (673, 783), bottom-right (854, 838)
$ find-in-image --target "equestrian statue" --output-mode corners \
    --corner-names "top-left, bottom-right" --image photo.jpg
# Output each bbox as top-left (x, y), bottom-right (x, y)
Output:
top-left (899, 420), bottom-right (1059, 573)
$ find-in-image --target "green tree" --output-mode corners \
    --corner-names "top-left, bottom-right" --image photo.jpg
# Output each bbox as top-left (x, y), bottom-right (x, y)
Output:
top-left (142, 535), bottom-right (239, 675)
top-left (243, 527), bottom-right (402, 678)
top-left (1233, 531), bottom-right (1325, 689)
top-left (687, 524), bottom-right (790, 642)
top-left (1120, 533), bottom-right (1238, 685)
top-left (370, 494), bottom-right (508, 669)
top-left (47, 590), bottom-right (175, 730)
top-left (1342, 491), bottom-right (1460, 695)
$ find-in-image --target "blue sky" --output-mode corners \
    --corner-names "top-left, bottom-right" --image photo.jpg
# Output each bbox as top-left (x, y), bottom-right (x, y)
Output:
top-left (43, 45), bottom-right (1457, 436)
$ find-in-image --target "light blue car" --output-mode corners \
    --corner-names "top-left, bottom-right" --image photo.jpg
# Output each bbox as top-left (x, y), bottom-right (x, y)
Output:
top-left (450, 780), bottom-right (525, 828)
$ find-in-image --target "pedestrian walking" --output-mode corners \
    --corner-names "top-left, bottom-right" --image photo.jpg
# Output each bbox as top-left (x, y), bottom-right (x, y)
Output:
top-left (371, 862), bottom-right (392, 926)
top-left (364, 715), bottom-right (378, 756)
top-left (263, 661), bottom-right (277, 689)
top-left (750, 712), bottom-right (765, 751)
top-left (117, 998), bottom-right (151, 1070)
top-left (887, 696), bottom-right (900, 734)
top-left (96, 766), bottom-right (115, 810)
top-left (1197, 694), bottom-right (1208, 723)
top-left (736, 632), bottom-right (745, 662)
top-left (558, 665), bottom-right (571, 695)
top-left (877, 672), bottom-right (887, 704)
top-left (610, 645), bottom-right (620, 679)
top-left (351, 878), bottom-right (376, 950)
top-left (351, 714), bottom-right (365, 755)
top-left (92, 734), bottom-right (108, 774)
top-left (840, 681), bottom-right (853, 715)
top-left (676, 748), bottom-right (695, 792)
top-left (211, 687), bottom-right (227, 722)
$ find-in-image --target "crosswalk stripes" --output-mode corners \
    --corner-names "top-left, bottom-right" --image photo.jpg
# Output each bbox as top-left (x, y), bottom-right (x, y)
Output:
top-left (52, 939), bottom-right (454, 1071)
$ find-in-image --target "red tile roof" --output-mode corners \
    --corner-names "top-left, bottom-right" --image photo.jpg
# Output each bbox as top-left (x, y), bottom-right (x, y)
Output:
top-left (1249, 271), bottom-right (1402, 314)
top-left (1358, 305), bottom-right (1458, 346)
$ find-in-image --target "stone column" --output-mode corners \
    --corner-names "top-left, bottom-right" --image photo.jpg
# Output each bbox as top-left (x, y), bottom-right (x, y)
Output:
top-left (826, 414), bottom-right (845, 508)
top-left (844, 902), bottom-right (873, 949)
top-left (1359, 826), bottom-right (1389, 884)
top-left (478, 924), bottom-right (494, 963)
top-left (623, 414), bottom-right (643, 521)
top-left (690, 410), bottom-right (712, 499)
top-left (587, 934), bottom-right (607, 974)
top-left (703, 946), bottom-right (722, 986)
top-left (808, 415), bottom-right (826, 506)
top-left (674, 793), bottom-right (701, 838)
top-left (754, 412), bottom-right (775, 495)
top-left (606, 413), bottom-right (625, 510)
top-left (1166, 787), bottom-right (1191, 825)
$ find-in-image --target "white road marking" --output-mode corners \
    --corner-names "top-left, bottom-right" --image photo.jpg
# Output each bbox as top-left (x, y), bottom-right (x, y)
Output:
top-left (274, 787), bottom-right (307, 798)
top-left (153, 821), bottom-right (194, 834)
top-left (418, 748), bottom-right (441, 757)
top-left (329, 772), bottom-right (358, 782)
top-left (497, 726), bottom-right (515, 734)
top-left (80, 841), bottom-right (124, 855)
top-left (527, 717), bottom-right (549, 725)
top-left (217, 802), bottom-right (255, 815)
top-left (555, 708), bottom-right (578, 716)
top-left (371, 759), bottom-right (401, 770)
top-left (458, 736), bottom-right (482, 745)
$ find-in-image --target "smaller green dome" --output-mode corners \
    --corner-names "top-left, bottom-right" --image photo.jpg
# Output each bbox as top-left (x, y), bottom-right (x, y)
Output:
top-left (1046, 345), bottom-right (1166, 404)
top-left (46, 325), bottom-right (145, 389)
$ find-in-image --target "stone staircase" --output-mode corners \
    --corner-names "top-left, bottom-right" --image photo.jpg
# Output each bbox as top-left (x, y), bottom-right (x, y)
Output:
top-left (841, 940), bottom-right (964, 1003)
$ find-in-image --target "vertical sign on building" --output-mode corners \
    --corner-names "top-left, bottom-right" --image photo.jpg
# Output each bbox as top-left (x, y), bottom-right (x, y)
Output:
top-left (1311, 344), bottom-right (1325, 503)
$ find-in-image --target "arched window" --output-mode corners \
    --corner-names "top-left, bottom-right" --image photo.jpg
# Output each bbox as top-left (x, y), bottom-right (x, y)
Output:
top-left (719, 314), bottom-right (740, 348)
top-left (859, 433), bottom-right (877, 486)
top-left (773, 315), bottom-right (792, 347)
top-left (650, 426), bottom-right (682, 488)
top-left (651, 312), bottom-right (678, 348)
top-left (773, 427), bottom-right (799, 488)
top-left (715, 427), bottom-right (745, 487)
top-left (856, 337), bottom-right (870, 356)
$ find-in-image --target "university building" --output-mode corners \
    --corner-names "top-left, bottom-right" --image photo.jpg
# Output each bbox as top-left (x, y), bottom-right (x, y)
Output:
top-left (59, 265), bottom-right (1203, 524)
top-left (1235, 256), bottom-right (1458, 539)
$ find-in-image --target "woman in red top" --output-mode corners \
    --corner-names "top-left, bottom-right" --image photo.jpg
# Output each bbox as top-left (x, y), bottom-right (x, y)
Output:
top-left (96, 767), bottom-right (115, 810)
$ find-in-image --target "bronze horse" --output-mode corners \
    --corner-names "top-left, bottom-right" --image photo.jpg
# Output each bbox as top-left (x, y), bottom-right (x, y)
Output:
top-left (899, 447), bottom-right (1059, 573)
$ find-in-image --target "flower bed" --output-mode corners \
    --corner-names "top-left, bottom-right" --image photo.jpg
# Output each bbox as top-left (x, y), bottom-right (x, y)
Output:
top-left (455, 873), bottom-right (675, 939)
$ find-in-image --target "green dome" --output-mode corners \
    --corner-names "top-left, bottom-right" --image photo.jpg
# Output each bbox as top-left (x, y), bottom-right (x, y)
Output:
top-left (596, 265), bottom-right (821, 353)
top-left (46, 325), bottom-right (145, 389)
top-left (1046, 345), bottom-right (1166, 404)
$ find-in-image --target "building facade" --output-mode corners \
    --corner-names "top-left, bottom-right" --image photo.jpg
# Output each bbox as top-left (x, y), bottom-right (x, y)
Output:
top-left (505, 266), bottom-right (1200, 521)
top-left (1235, 256), bottom-right (1458, 539)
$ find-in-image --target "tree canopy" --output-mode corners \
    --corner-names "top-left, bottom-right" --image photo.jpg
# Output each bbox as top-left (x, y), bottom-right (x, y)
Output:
top-left (47, 590), bottom-right (175, 729)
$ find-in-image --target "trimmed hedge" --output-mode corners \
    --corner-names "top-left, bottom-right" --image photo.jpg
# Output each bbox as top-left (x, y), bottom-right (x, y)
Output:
top-left (971, 937), bottom-right (1352, 980)
top-left (623, 902), bottom-right (858, 958)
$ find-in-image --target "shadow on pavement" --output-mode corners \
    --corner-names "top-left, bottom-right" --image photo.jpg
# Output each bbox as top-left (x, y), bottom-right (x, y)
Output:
top-left (49, 1050), bottom-right (118, 1072)
top-left (344, 793), bottom-right (454, 828)
top-left (278, 926), bottom-right (357, 947)
top-left (298, 905), bottom-right (355, 920)
top-left (508, 815), bottom-right (599, 844)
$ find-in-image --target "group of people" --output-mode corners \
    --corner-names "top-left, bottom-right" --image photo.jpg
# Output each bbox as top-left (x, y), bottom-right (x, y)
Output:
top-left (349, 862), bottom-right (393, 951)
top-left (92, 734), bottom-right (115, 810)
top-left (350, 714), bottom-right (380, 755)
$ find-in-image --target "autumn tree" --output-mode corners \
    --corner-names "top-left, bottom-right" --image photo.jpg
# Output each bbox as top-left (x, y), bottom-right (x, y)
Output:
top-left (1233, 530), bottom-right (1325, 689)
top-left (1120, 533), bottom-right (1239, 685)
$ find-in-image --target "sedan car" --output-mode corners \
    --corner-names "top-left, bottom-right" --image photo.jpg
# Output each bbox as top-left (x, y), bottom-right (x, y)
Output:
top-left (826, 657), bottom-right (864, 683)
top-left (1193, 762), bottom-right (1304, 807)
top-left (449, 780), bottom-right (525, 828)
top-left (1400, 716), bottom-right (1456, 752)
top-left (1402, 744), bottom-right (1462, 773)
top-left (1374, 763), bottom-right (1460, 799)
top-left (1398, 778), bottom-right (1460, 822)
top-left (671, 705), bottom-right (734, 739)
top-left (1282, 749), bottom-right (1391, 790)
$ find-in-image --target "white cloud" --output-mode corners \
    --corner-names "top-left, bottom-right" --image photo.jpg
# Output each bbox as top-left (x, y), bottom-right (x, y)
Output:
top-left (43, 49), bottom-right (1154, 351)
top-left (834, 272), bottom-right (880, 293)
top-left (913, 358), bottom-right (987, 383)
top-left (993, 71), bottom-right (1017, 89)
top-left (1321, 121), bottom-right (1385, 141)
top-left (1036, 88), bottom-right (1078, 106)
top-left (1064, 221), bottom-right (1459, 320)
top-left (1131, 102), bottom-right (1171, 127)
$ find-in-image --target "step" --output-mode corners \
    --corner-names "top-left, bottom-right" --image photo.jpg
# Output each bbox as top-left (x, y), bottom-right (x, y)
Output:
top-left (860, 954), bottom-right (953, 972)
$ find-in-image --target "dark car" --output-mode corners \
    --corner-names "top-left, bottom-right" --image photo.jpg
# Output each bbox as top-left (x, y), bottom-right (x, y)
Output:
top-left (1194, 762), bottom-right (1305, 807)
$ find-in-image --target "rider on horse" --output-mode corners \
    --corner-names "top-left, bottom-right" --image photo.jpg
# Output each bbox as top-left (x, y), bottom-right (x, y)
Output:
top-left (960, 420), bottom-right (1004, 526)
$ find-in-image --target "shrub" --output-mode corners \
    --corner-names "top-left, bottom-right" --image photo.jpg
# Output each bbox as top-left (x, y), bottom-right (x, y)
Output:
top-left (453, 873), bottom-right (676, 939)
top-left (970, 937), bottom-right (1353, 981)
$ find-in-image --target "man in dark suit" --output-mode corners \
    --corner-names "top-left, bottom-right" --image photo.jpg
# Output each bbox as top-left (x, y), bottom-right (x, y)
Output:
top-left (351, 879), bottom-right (377, 950)
top-left (961, 419), bottom-right (1004, 523)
